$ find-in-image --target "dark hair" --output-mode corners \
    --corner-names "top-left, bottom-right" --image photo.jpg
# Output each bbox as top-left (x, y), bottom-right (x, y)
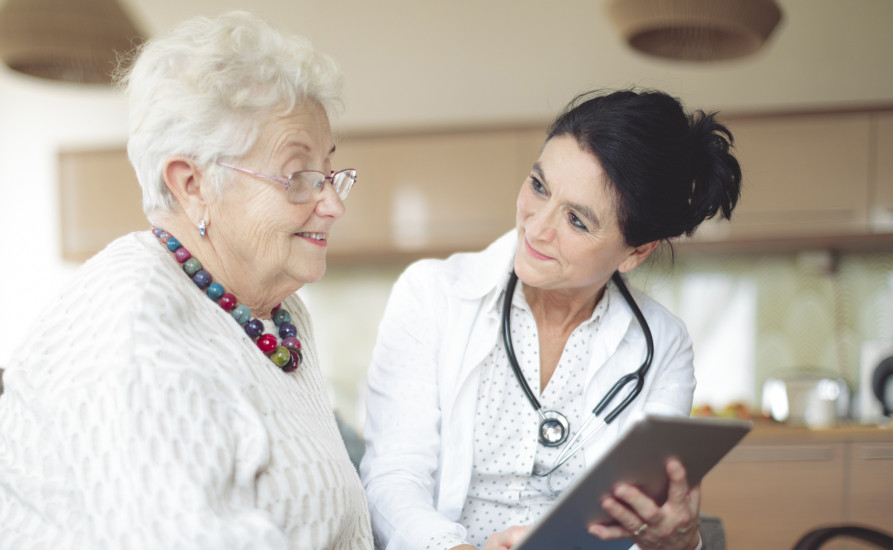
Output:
top-left (546, 89), bottom-right (742, 247)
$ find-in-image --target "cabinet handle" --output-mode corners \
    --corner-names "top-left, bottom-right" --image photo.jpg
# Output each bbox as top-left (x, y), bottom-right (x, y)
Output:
top-left (859, 446), bottom-right (893, 460)
top-left (724, 445), bottom-right (835, 462)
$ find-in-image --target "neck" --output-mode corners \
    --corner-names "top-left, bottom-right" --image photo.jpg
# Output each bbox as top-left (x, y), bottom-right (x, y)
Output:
top-left (522, 282), bottom-right (606, 331)
top-left (151, 214), bottom-right (297, 318)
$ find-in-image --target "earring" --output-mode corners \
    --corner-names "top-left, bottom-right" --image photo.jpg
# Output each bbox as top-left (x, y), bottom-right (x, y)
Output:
top-left (199, 219), bottom-right (207, 238)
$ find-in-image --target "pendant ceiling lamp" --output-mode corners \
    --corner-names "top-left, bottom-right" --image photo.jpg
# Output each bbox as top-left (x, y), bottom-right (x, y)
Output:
top-left (607, 0), bottom-right (782, 62)
top-left (0, 0), bottom-right (144, 85)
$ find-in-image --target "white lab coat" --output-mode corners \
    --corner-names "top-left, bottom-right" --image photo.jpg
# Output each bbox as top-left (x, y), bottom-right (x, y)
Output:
top-left (361, 230), bottom-right (696, 550)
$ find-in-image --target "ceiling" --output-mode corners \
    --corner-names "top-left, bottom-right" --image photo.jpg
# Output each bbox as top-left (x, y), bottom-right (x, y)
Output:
top-left (21, 0), bottom-right (893, 131)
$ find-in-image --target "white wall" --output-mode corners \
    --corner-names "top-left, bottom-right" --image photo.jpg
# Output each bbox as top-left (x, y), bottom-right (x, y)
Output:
top-left (0, 71), bottom-right (129, 366)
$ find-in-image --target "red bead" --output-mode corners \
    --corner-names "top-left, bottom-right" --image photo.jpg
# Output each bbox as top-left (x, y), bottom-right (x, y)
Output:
top-left (217, 293), bottom-right (237, 311)
top-left (175, 248), bottom-right (191, 263)
top-left (256, 334), bottom-right (278, 354)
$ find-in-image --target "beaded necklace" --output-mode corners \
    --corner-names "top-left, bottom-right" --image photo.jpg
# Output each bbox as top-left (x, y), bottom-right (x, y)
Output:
top-left (152, 226), bottom-right (303, 373)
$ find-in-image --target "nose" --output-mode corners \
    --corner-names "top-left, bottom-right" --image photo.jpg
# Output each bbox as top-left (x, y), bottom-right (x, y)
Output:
top-left (314, 180), bottom-right (346, 218)
top-left (524, 203), bottom-right (559, 242)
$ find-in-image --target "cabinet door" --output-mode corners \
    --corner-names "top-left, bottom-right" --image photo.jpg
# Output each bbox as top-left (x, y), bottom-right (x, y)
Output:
top-left (847, 442), bottom-right (893, 548)
top-left (720, 114), bottom-right (871, 239)
top-left (872, 113), bottom-right (893, 233)
top-left (330, 128), bottom-right (546, 260)
top-left (701, 443), bottom-right (847, 549)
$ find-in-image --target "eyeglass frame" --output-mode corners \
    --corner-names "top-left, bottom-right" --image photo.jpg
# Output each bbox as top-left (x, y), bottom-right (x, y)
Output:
top-left (216, 161), bottom-right (357, 203)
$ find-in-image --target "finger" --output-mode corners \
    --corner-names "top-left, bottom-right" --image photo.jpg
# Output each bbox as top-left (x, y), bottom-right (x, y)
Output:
top-left (665, 458), bottom-right (691, 504)
top-left (600, 494), bottom-right (649, 535)
top-left (482, 525), bottom-right (530, 550)
top-left (588, 521), bottom-right (631, 540)
top-left (612, 483), bottom-right (661, 523)
top-left (503, 526), bottom-right (529, 545)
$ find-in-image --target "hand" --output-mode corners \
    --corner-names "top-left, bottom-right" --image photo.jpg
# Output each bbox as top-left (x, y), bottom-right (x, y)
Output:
top-left (481, 525), bottom-right (529, 550)
top-left (587, 458), bottom-right (701, 550)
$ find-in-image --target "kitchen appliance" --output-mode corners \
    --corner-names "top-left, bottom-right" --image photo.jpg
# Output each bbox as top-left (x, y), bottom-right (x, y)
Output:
top-left (858, 339), bottom-right (893, 423)
top-left (761, 373), bottom-right (850, 427)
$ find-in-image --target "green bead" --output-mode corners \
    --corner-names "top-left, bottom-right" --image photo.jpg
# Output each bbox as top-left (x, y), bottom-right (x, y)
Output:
top-left (272, 308), bottom-right (291, 326)
top-left (269, 346), bottom-right (291, 367)
top-left (183, 258), bottom-right (202, 276)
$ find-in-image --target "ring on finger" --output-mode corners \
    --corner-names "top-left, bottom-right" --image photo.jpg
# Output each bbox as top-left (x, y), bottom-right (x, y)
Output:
top-left (633, 523), bottom-right (648, 537)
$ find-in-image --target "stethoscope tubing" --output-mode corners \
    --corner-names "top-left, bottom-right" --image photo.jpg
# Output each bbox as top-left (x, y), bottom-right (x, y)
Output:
top-left (501, 269), bottom-right (655, 477)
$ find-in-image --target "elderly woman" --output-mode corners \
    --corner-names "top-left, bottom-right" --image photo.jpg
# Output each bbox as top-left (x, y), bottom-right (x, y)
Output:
top-left (361, 89), bottom-right (742, 550)
top-left (0, 11), bottom-right (371, 549)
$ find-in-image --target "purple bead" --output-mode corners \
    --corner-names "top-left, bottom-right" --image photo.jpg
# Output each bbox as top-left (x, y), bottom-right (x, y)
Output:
top-left (193, 270), bottom-right (211, 288)
top-left (152, 227), bottom-right (163, 237)
top-left (245, 319), bottom-right (264, 338)
top-left (282, 337), bottom-right (301, 350)
top-left (283, 348), bottom-right (303, 373)
top-left (279, 323), bottom-right (297, 339)
top-left (280, 353), bottom-right (297, 373)
top-left (158, 231), bottom-right (171, 243)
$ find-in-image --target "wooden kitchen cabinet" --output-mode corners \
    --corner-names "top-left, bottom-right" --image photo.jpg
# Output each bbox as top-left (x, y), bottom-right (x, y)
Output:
top-left (328, 126), bottom-right (546, 261)
top-left (700, 426), bottom-right (893, 550)
top-left (872, 113), bottom-right (893, 233)
top-left (715, 113), bottom-right (873, 240)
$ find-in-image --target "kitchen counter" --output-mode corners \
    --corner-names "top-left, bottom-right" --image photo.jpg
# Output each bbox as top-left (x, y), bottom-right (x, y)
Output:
top-left (701, 420), bottom-right (893, 548)
top-left (743, 420), bottom-right (893, 442)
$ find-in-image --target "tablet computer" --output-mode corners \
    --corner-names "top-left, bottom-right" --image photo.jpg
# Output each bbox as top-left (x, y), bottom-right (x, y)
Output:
top-left (512, 414), bottom-right (752, 550)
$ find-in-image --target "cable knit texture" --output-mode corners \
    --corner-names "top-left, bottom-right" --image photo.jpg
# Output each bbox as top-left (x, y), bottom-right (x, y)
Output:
top-left (0, 231), bottom-right (372, 550)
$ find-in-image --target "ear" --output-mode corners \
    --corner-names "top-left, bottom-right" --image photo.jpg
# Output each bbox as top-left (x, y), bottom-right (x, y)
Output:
top-left (617, 240), bottom-right (658, 273)
top-left (163, 155), bottom-right (208, 227)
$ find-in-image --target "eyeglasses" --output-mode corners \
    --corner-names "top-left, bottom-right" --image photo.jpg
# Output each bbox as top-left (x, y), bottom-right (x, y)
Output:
top-left (216, 161), bottom-right (357, 203)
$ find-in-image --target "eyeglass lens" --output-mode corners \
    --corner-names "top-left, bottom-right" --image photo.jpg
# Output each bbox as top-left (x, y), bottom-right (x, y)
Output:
top-left (287, 170), bottom-right (356, 203)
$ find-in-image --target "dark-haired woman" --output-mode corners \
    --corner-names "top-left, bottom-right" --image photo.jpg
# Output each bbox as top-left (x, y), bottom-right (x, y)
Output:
top-left (360, 89), bottom-right (742, 550)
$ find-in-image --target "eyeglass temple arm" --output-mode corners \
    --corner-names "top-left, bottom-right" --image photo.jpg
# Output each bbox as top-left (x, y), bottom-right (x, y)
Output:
top-left (592, 271), bottom-right (656, 425)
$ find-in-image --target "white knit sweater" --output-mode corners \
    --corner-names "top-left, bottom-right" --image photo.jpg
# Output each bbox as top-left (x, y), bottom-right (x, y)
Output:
top-left (0, 231), bottom-right (372, 550)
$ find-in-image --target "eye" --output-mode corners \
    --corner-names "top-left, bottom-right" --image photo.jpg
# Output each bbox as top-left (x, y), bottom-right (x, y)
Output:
top-left (567, 210), bottom-right (589, 232)
top-left (529, 175), bottom-right (547, 196)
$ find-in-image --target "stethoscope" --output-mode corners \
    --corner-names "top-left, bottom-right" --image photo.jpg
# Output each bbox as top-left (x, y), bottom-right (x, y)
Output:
top-left (501, 269), bottom-right (654, 478)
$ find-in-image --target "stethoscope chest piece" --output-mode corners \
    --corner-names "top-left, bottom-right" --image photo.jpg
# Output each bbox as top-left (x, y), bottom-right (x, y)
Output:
top-left (538, 410), bottom-right (570, 447)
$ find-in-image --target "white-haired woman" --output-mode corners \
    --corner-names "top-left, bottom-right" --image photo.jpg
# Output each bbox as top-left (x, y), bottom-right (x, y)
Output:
top-left (0, 11), bottom-right (371, 550)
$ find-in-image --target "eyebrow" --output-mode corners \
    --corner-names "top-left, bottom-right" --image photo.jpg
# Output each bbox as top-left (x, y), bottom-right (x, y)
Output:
top-left (532, 162), bottom-right (599, 226)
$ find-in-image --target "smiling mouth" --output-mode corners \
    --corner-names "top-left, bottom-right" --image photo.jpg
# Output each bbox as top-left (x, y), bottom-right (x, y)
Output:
top-left (297, 232), bottom-right (327, 241)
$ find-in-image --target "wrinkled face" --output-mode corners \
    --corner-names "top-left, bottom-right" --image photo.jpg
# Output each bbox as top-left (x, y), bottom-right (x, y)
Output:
top-left (514, 135), bottom-right (643, 294)
top-left (209, 100), bottom-right (343, 289)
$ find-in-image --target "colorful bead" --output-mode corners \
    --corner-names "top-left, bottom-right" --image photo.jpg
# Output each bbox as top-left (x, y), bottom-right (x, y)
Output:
top-left (269, 346), bottom-right (291, 367)
top-left (286, 348), bottom-right (303, 372)
top-left (279, 323), bottom-right (297, 339)
top-left (282, 336), bottom-right (301, 350)
top-left (206, 282), bottom-right (224, 300)
top-left (183, 258), bottom-right (202, 276)
top-left (272, 308), bottom-right (291, 326)
top-left (152, 226), bottom-right (302, 375)
top-left (281, 353), bottom-right (297, 373)
top-left (232, 305), bottom-right (252, 325)
top-left (217, 293), bottom-right (236, 311)
top-left (257, 334), bottom-right (277, 354)
top-left (193, 270), bottom-right (211, 288)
